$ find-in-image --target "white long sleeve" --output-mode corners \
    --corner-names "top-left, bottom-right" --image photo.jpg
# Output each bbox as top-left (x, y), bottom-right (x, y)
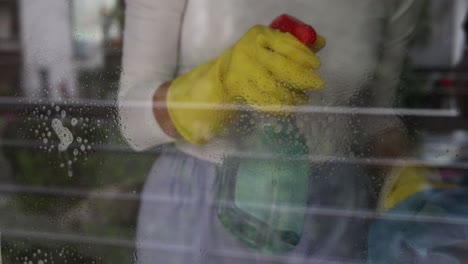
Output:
top-left (359, 0), bottom-right (426, 138)
top-left (410, 0), bottom-right (468, 68)
top-left (118, 0), bottom-right (187, 151)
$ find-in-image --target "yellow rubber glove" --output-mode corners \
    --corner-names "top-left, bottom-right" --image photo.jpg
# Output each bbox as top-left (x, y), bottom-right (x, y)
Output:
top-left (378, 166), bottom-right (456, 211)
top-left (167, 25), bottom-right (325, 145)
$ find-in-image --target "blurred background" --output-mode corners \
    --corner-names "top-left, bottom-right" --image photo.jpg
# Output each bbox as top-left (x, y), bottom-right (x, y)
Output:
top-left (0, 0), bottom-right (467, 263)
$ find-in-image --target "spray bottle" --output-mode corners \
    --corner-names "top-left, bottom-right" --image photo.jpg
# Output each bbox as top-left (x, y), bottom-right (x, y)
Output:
top-left (217, 14), bottom-right (321, 254)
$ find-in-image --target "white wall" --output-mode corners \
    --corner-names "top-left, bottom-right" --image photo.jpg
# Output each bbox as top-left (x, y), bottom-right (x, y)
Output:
top-left (20, 0), bottom-right (77, 98)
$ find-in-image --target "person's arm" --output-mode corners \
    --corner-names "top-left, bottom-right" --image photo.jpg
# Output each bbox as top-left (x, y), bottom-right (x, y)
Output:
top-left (118, 0), bottom-right (186, 151)
top-left (366, 0), bottom-right (427, 158)
top-left (373, 0), bottom-right (426, 107)
top-left (152, 81), bottom-right (180, 139)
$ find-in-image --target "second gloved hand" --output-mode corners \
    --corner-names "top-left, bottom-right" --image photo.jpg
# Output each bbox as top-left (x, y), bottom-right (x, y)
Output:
top-left (167, 25), bottom-right (325, 144)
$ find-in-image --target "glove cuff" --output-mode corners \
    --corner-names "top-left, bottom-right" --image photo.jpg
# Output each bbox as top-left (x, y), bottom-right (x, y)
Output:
top-left (167, 60), bottom-right (228, 145)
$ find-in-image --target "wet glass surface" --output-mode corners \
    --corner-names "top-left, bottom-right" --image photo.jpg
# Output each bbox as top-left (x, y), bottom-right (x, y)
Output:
top-left (0, 0), bottom-right (468, 263)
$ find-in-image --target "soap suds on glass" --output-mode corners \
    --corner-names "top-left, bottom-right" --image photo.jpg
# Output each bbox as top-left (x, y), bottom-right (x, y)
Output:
top-left (20, 96), bottom-right (110, 178)
top-left (51, 118), bottom-right (73, 152)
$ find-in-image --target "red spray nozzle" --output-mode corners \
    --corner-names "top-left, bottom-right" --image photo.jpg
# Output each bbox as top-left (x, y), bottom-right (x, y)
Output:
top-left (270, 14), bottom-right (317, 46)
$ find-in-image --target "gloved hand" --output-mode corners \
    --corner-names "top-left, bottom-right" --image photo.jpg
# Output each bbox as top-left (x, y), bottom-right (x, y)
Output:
top-left (370, 187), bottom-right (468, 264)
top-left (378, 166), bottom-right (456, 211)
top-left (167, 25), bottom-right (325, 144)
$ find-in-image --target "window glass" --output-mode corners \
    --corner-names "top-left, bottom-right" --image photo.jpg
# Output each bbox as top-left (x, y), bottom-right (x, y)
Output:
top-left (1, 0), bottom-right (468, 263)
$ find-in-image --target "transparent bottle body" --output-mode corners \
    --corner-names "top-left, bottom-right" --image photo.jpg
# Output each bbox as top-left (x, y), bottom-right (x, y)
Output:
top-left (217, 112), bottom-right (310, 253)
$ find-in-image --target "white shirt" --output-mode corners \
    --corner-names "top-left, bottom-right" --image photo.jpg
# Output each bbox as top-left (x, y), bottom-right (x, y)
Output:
top-left (118, 0), bottom-right (427, 162)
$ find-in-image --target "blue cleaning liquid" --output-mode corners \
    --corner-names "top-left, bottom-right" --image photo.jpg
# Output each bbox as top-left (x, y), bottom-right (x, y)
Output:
top-left (217, 114), bottom-right (310, 253)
